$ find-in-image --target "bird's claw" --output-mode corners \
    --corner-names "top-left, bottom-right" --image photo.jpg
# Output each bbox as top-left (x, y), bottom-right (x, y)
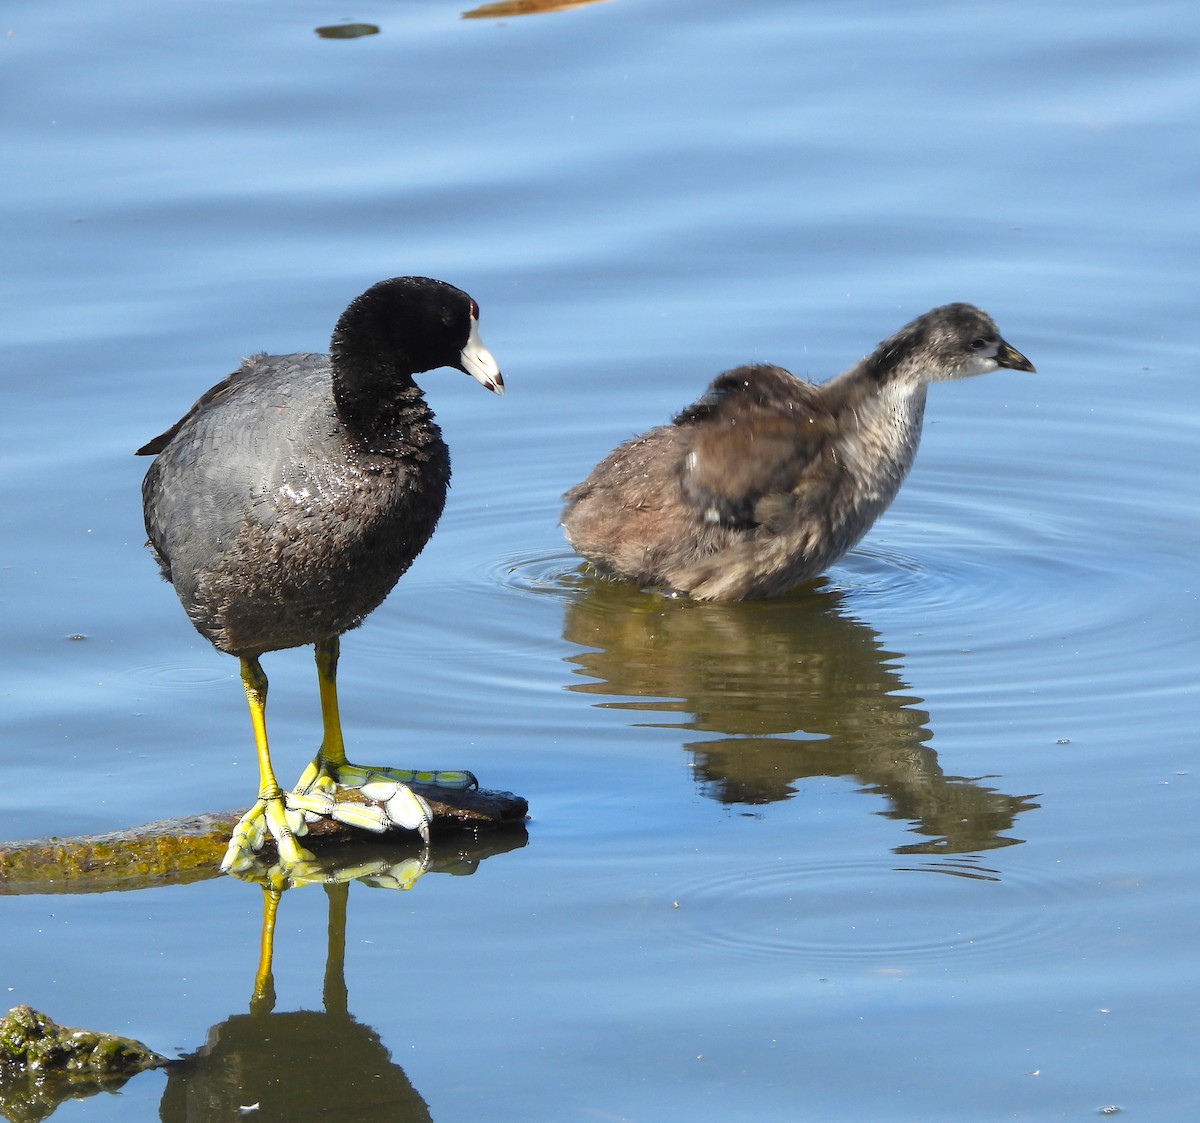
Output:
top-left (221, 756), bottom-right (461, 876)
top-left (221, 794), bottom-right (317, 875)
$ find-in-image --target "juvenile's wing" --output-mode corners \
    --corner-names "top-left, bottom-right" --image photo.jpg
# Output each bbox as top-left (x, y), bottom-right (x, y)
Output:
top-left (675, 364), bottom-right (832, 530)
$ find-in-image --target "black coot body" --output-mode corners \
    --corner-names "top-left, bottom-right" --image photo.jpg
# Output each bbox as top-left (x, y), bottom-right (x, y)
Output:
top-left (140, 276), bottom-right (502, 657)
top-left (138, 276), bottom-right (503, 872)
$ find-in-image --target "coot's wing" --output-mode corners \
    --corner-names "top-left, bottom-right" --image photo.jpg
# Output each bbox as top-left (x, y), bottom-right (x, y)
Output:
top-left (135, 355), bottom-right (275, 456)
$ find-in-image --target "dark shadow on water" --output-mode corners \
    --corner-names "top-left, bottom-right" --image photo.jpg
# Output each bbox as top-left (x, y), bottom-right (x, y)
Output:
top-left (562, 578), bottom-right (1038, 855)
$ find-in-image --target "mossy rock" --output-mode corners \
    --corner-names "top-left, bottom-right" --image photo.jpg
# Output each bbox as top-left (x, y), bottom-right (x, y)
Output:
top-left (0, 1005), bottom-right (168, 1122)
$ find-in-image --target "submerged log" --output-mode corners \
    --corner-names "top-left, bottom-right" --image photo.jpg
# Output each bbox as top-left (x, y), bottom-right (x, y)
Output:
top-left (0, 784), bottom-right (528, 893)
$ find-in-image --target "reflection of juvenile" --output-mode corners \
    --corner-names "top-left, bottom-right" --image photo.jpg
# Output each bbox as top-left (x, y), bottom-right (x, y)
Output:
top-left (563, 582), bottom-right (1038, 855)
top-left (160, 881), bottom-right (432, 1122)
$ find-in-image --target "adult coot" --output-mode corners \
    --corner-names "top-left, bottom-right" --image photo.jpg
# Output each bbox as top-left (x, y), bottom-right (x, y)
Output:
top-left (562, 303), bottom-right (1032, 601)
top-left (138, 276), bottom-right (503, 873)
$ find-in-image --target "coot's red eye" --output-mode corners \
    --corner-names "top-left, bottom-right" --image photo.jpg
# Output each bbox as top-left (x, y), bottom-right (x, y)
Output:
top-left (469, 298), bottom-right (480, 320)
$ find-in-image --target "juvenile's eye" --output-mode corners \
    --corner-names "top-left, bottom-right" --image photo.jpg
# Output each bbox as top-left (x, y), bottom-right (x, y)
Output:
top-left (968, 337), bottom-right (989, 352)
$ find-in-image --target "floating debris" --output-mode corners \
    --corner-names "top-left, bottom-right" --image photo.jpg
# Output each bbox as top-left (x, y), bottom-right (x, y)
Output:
top-left (463, 0), bottom-right (610, 19)
top-left (314, 23), bottom-right (380, 40)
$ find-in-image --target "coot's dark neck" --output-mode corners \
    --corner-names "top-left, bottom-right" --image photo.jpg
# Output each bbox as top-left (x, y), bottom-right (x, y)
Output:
top-left (322, 277), bottom-right (476, 451)
top-left (329, 331), bottom-right (435, 453)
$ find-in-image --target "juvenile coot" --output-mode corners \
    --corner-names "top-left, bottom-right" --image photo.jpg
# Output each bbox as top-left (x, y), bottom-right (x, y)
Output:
top-left (138, 276), bottom-right (503, 873)
top-left (562, 303), bottom-right (1033, 601)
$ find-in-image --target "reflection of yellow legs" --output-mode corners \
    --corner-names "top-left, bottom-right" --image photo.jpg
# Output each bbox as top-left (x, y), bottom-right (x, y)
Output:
top-left (250, 881), bottom-right (350, 1019)
top-left (250, 884), bottom-right (281, 1016)
top-left (222, 658), bottom-right (315, 874)
top-left (289, 636), bottom-right (477, 842)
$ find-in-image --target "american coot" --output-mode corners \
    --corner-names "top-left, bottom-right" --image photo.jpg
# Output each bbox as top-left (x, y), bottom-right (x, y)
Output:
top-left (138, 276), bottom-right (502, 874)
top-left (562, 303), bottom-right (1033, 601)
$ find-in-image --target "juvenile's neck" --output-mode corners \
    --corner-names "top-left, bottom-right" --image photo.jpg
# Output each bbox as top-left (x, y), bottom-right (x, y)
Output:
top-left (828, 370), bottom-right (929, 504)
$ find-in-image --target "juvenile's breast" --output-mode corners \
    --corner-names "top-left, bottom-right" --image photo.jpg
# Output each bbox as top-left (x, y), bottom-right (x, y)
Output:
top-left (834, 382), bottom-right (927, 505)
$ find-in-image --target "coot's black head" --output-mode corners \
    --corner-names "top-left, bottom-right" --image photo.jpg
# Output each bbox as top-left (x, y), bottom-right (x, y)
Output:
top-left (331, 276), bottom-right (503, 393)
top-left (869, 302), bottom-right (1035, 385)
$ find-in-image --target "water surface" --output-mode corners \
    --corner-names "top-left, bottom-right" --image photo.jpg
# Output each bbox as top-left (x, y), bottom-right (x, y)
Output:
top-left (3, 0), bottom-right (1198, 1119)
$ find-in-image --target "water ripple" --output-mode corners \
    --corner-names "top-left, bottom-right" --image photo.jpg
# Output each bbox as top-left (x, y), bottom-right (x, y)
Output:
top-left (670, 855), bottom-right (1096, 969)
top-left (486, 548), bottom-right (588, 596)
top-left (121, 660), bottom-right (230, 691)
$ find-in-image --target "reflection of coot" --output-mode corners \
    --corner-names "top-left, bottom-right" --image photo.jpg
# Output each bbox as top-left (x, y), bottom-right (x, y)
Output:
top-left (159, 883), bottom-right (431, 1122)
top-left (159, 1009), bottom-right (431, 1122)
top-left (563, 581), bottom-right (1037, 853)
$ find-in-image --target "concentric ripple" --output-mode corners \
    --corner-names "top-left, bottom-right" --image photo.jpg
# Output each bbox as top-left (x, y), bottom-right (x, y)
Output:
top-left (824, 462), bottom-right (1197, 706)
top-left (121, 659), bottom-right (231, 691)
top-left (669, 856), bottom-right (1097, 969)
top-left (486, 548), bottom-right (591, 595)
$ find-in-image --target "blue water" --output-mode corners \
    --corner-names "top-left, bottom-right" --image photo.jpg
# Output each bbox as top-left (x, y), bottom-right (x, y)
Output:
top-left (3, 0), bottom-right (1199, 1119)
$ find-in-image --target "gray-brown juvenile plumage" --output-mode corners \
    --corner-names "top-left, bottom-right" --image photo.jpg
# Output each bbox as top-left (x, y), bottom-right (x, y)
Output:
top-left (562, 303), bottom-right (1033, 601)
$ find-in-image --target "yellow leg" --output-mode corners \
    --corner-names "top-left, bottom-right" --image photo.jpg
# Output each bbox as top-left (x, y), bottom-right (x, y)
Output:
top-left (288, 637), bottom-right (476, 842)
top-left (316, 634), bottom-right (349, 770)
top-left (221, 656), bottom-right (315, 873)
top-left (244, 656), bottom-right (283, 799)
